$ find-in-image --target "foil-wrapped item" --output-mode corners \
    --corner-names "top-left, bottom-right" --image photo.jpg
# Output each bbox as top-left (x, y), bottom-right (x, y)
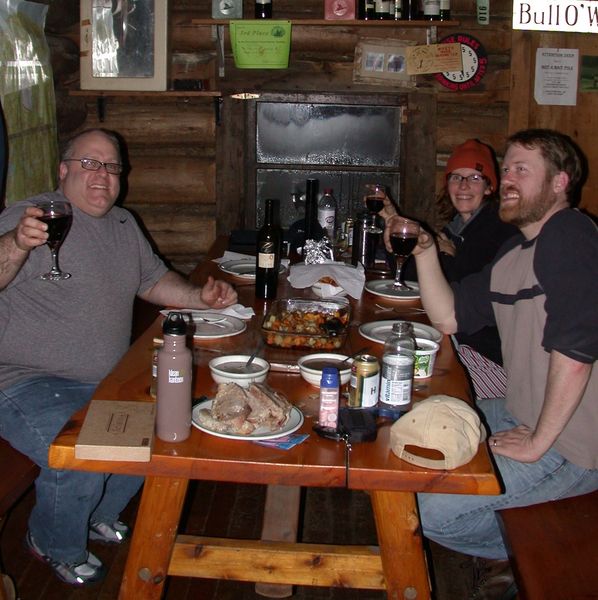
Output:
top-left (304, 238), bottom-right (334, 264)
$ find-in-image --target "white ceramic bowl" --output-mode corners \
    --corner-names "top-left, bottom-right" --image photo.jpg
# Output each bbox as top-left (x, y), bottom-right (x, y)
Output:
top-left (414, 338), bottom-right (440, 379)
top-left (209, 355), bottom-right (270, 387)
top-left (297, 353), bottom-right (352, 387)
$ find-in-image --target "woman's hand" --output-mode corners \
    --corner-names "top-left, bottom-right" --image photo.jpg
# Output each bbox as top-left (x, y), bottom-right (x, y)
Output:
top-left (436, 232), bottom-right (456, 257)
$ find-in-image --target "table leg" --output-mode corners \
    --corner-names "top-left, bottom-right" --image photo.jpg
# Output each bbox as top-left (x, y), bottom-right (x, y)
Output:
top-left (119, 476), bottom-right (189, 600)
top-left (370, 490), bottom-right (431, 600)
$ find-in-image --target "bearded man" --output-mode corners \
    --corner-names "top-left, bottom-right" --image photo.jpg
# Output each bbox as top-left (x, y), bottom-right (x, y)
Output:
top-left (392, 129), bottom-right (598, 599)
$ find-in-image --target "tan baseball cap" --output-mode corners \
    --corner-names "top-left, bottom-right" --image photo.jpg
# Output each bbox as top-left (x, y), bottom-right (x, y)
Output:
top-left (390, 395), bottom-right (486, 470)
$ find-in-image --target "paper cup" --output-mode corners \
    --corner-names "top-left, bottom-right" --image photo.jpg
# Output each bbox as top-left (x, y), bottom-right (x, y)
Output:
top-left (414, 338), bottom-right (439, 379)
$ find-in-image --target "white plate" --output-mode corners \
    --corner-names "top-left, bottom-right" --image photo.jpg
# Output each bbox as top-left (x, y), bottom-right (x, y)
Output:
top-left (191, 313), bottom-right (246, 339)
top-left (358, 320), bottom-right (442, 344)
top-left (365, 279), bottom-right (420, 300)
top-left (219, 259), bottom-right (285, 280)
top-left (191, 400), bottom-right (304, 441)
top-left (161, 311), bottom-right (247, 339)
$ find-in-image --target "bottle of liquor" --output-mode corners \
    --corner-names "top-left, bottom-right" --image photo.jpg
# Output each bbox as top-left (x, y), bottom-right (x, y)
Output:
top-left (255, 0), bottom-right (272, 18)
top-left (401, 0), bottom-right (419, 20)
top-left (422, 0), bottom-right (440, 20)
top-left (255, 198), bottom-right (282, 300)
top-left (374, 0), bottom-right (391, 19)
top-left (378, 321), bottom-right (416, 419)
top-left (304, 178), bottom-right (320, 242)
top-left (156, 312), bottom-right (192, 442)
top-left (317, 188), bottom-right (337, 241)
top-left (439, 0), bottom-right (450, 20)
top-left (359, 0), bottom-right (375, 19)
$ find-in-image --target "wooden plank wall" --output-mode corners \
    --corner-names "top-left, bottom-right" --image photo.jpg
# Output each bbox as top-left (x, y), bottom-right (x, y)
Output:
top-left (51, 0), bottom-right (517, 272)
top-left (509, 30), bottom-right (598, 216)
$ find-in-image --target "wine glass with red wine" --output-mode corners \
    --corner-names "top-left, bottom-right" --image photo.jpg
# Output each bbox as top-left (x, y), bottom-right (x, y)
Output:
top-left (388, 218), bottom-right (420, 291)
top-left (36, 199), bottom-right (73, 280)
top-left (364, 183), bottom-right (386, 216)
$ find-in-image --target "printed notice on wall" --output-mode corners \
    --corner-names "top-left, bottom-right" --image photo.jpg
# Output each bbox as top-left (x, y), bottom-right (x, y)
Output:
top-left (534, 48), bottom-right (579, 105)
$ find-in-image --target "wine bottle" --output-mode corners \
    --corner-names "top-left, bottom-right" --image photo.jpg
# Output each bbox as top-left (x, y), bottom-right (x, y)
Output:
top-left (439, 0), bottom-right (450, 20)
top-left (255, 0), bottom-right (272, 18)
top-left (359, 0), bottom-right (375, 19)
top-left (255, 198), bottom-right (282, 300)
top-left (304, 178), bottom-right (320, 242)
top-left (374, 0), bottom-right (391, 19)
top-left (422, 0), bottom-right (440, 20)
top-left (401, 0), bottom-right (419, 20)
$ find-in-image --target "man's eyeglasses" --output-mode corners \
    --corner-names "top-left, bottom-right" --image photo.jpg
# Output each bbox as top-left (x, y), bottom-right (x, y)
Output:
top-left (447, 173), bottom-right (486, 185)
top-left (64, 158), bottom-right (123, 175)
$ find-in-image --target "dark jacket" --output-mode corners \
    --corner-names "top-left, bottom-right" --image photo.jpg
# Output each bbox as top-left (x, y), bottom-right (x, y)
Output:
top-left (441, 202), bottom-right (519, 364)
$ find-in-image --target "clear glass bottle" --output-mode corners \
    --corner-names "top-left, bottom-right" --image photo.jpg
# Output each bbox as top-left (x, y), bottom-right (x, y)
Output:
top-left (317, 188), bottom-right (337, 241)
top-left (156, 312), bottom-right (192, 442)
top-left (422, 0), bottom-right (440, 20)
top-left (256, 198), bottom-right (282, 299)
top-left (378, 321), bottom-right (415, 418)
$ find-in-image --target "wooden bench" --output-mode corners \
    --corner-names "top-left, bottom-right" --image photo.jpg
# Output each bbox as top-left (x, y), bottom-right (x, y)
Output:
top-left (0, 437), bottom-right (39, 600)
top-left (498, 490), bottom-right (598, 600)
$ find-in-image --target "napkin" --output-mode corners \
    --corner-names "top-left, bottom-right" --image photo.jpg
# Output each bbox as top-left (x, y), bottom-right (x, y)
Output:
top-left (287, 262), bottom-right (365, 299)
top-left (213, 251), bottom-right (290, 269)
top-left (160, 303), bottom-right (255, 320)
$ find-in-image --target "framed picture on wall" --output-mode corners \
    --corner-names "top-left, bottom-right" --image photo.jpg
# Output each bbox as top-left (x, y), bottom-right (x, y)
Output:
top-left (80, 0), bottom-right (168, 91)
top-left (353, 39), bottom-right (417, 88)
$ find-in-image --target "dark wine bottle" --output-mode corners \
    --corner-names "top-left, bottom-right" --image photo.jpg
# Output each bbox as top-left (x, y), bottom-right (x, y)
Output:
top-left (439, 0), bottom-right (450, 20)
top-left (401, 0), bottom-right (419, 20)
top-left (255, 0), bottom-right (272, 18)
top-left (304, 178), bottom-right (320, 242)
top-left (255, 199), bottom-right (281, 300)
top-left (359, 0), bottom-right (375, 19)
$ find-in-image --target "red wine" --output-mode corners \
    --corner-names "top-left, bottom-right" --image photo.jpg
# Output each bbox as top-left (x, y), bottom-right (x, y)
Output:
top-left (366, 196), bottom-right (384, 213)
top-left (40, 214), bottom-right (72, 249)
top-left (390, 233), bottom-right (417, 257)
top-left (256, 199), bottom-right (282, 299)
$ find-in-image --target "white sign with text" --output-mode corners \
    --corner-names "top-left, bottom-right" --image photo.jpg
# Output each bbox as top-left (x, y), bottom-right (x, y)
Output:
top-left (513, 0), bottom-right (598, 32)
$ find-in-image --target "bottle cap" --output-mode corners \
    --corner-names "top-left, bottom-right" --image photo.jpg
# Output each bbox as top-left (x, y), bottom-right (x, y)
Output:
top-left (320, 366), bottom-right (339, 388)
top-left (324, 188), bottom-right (333, 194)
top-left (163, 312), bottom-right (188, 336)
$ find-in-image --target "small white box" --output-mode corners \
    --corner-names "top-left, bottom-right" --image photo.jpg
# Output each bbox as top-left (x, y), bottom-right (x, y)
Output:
top-left (80, 0), bottom-right (168, 91)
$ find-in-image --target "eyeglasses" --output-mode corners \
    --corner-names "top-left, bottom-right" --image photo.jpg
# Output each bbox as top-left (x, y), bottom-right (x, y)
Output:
top-left (64, 158), bottom-right (123, 175)
top-left (447, 173), bottom-right (486, 185)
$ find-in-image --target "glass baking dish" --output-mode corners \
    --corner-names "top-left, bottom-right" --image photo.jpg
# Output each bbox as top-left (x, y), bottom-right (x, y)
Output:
top-left (261, 298), bottom-right (351, 350)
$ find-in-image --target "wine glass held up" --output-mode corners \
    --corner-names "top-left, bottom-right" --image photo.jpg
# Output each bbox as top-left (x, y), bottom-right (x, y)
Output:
top-left (388, 218), bottom-right (420, 291)
top-left (36, 199), bottom-right (73, 280)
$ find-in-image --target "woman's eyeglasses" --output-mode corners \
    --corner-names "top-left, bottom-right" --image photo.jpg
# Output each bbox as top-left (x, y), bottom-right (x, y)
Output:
top-left (447, 173), bottom-right (486, 185)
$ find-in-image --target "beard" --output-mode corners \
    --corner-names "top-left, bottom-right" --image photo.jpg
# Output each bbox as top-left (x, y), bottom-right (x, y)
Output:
top-left (499, 178), bottom-right (559, 228)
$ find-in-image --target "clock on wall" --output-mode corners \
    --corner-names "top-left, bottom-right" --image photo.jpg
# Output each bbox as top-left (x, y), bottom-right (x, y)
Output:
top-left (435, 34), bottom-right (488, 91)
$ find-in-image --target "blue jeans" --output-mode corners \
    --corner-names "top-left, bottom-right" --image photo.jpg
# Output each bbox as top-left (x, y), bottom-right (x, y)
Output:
top-left (418, 398), bottom-right (598, 560)
top-left (0, 376), bottom-right (143, 565)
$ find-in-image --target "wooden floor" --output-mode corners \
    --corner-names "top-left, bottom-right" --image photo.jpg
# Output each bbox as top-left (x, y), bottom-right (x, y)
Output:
top-left (1, 480), bottom-right (475, 600)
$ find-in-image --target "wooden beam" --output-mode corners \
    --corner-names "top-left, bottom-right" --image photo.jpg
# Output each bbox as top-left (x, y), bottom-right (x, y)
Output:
top-left (168, 535), bottom-right (386, 590)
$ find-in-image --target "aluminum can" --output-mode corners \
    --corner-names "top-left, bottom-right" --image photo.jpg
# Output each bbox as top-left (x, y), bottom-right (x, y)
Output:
top-left (348, 354), bottom-right (380, 408)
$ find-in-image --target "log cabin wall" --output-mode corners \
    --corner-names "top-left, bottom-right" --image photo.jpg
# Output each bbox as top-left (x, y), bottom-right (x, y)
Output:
top-left (44, 0), bottom-right (596, 274)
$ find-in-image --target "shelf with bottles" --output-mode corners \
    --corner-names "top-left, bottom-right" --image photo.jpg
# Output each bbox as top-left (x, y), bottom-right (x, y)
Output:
top-left (190, 18), bottom-right (459, 27)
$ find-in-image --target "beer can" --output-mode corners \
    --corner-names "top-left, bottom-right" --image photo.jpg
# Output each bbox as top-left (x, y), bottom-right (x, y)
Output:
top-left (348, 354), bottom-right (380, 408)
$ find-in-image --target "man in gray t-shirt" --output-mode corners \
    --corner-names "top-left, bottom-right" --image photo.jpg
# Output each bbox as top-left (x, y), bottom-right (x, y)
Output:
top-left (0, 128), bottom-right (237, 586)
